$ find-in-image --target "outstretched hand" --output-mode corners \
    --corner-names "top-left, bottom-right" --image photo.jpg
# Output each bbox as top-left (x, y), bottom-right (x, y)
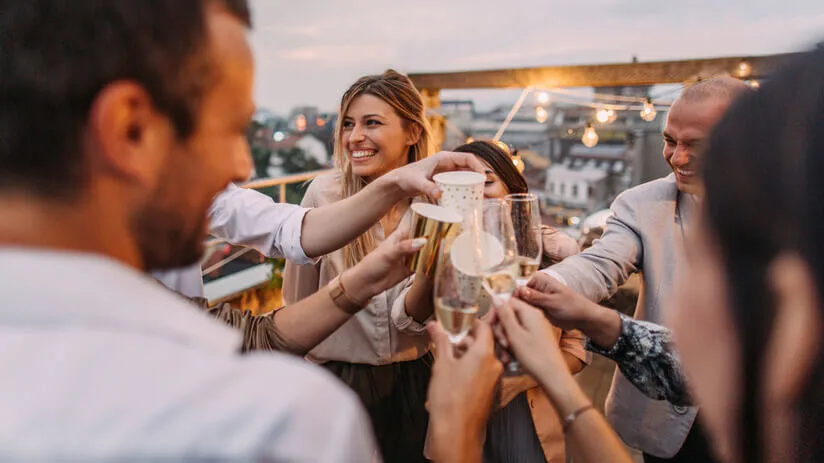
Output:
top-left (387, 151), bottom-right (486, 201)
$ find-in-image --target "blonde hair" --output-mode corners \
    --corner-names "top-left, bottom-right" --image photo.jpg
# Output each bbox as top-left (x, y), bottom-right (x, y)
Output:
top-left (334, 69), bottom-right (433, 269)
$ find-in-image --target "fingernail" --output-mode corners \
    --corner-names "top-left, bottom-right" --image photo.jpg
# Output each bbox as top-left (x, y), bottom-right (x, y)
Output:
top-left (431, 187), bottom-right (442, 198)
top-left (411, 238), bottom-right (428, 249)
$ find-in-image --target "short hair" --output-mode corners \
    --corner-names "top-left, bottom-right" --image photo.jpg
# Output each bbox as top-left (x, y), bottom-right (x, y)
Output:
top-left (679, 76), bottom-right (753, 104)
top-left (0, 0), bottom-right (251, 199)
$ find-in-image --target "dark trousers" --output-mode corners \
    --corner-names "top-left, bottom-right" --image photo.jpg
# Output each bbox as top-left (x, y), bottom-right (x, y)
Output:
top-left (323, 354), bottom-right (433, 463)
top-left (643, 418), bottom-right (718, 463)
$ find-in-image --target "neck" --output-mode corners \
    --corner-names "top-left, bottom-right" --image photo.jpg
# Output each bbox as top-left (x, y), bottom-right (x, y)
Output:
top-left (0, 191), bottom-right (142, 268)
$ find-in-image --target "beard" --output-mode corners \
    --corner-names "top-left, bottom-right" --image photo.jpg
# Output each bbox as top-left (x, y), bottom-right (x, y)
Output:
top-left (133, 200), bottom-right (207, 272)
top-left (132, 162), bottom-right (209, 272)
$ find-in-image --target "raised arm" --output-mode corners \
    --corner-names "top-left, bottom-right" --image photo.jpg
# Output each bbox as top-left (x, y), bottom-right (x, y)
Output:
top-left (494, 298), bottom-right (635, 463)
top-left (542, 191), bottom-right (643, 303)
top-left (515, 279), bottom-right (691, 406)
top-left (202, 230), bottom-right (426, 355)
top-left (299, 151), bottom-right (485, 258)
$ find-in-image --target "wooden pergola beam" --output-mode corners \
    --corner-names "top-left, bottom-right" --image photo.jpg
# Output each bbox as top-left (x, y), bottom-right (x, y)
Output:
top-left (409, 53), bottom-right (800, 90)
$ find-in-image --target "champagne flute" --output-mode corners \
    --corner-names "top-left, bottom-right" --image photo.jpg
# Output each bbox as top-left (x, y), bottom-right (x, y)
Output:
top-left (434, 228), bottom-right (484, 344)
top-left (479, 199), bottom-right (518, 303)
top-left (505, 193), bottom-right (543, 286)
top-left (478, 200), bottom-right (524, 375)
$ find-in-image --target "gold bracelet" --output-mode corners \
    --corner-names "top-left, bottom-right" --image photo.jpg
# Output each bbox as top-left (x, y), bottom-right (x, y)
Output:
top-left (327, 275), bottom-right (369, 315)
top-left (562, 403), bottom-right (595, 434)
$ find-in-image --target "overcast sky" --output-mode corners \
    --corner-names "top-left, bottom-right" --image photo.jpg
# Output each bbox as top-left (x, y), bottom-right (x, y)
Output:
top-left (248, 0), bottom-right (824, 114)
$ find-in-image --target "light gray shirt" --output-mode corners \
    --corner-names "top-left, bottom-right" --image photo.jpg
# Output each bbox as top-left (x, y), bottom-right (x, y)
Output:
top-left (0, 249), bottom-right (376, 461)
top-left (154, 183), bottom-right (315, 298)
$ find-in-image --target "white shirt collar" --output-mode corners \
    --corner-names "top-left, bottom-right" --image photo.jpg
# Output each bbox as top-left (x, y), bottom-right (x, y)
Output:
top-left (0, 248), bottom-right (240, 353)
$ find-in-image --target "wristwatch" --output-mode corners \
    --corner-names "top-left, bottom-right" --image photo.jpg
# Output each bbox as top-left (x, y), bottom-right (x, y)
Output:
top-left (327, 275), bottom-right (369, 315)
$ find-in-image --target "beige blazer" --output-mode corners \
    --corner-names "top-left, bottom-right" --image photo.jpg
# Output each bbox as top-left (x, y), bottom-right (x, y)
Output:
top-left (546, 174), bottom-right (697, 458)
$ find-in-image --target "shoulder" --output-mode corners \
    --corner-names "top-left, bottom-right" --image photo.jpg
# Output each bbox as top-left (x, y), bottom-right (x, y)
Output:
top-left (303, 172), bottom-right (343, 207)
top-left (0, 333), bottom-right (372, 459)
top-left (613, 174), bottom-right (677, 206)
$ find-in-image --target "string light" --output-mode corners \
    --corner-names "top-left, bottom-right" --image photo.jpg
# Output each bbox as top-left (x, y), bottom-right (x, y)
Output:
top-left (465, 137), bottom-right (475, 144)
top-left (640, 97), bottom-right (657, 122)
top-left (582, 123), bottom-right (599, 148)
top-left (535, 106), bottom-right (549, 123)
top-left (737, 60), bottom-right (752, 78)
top-left (536, 92), bottom-right (550, 105)
top-left (596, 107), bottom-right (616, 124)
top-left (273, 131), bottom-right (286, 142)
top-left (595, 107), bottom-right (611, 124)
top-left (747, 79), bottom-right (760, 89)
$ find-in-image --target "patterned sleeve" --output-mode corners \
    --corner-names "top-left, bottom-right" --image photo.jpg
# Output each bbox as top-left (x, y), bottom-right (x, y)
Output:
top-left (587, 313), bottom-right (692, 406)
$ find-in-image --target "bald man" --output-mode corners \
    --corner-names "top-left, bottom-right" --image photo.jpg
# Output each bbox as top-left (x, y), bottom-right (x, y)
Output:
top-left (532, 77), bottom-right (751, 462)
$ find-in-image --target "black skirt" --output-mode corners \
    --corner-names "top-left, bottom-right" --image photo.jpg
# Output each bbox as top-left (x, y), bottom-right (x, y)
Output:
top-left (322, 353), bottom-right (433, 463)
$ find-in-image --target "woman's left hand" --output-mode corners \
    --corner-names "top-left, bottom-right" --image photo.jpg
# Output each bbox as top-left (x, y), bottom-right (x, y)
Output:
top-left (342, 228), bottom-right (426, 303)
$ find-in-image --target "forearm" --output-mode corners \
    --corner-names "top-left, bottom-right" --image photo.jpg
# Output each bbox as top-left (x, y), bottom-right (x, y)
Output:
top-left (299, 175), bottom-right (402, 258)
top-left (403, 274), bottom-right (434, 324)
top-left (272, 286), bottom-right (353, 355)
top-left (579, 301), bottom-right (623, 350)
top-left (275, 266), bottom-right (379, 354)
top-left (428, 412), bottom-right (485, 463)
top-left (589, 315), bottom-right (692, 406)
top-left (536, 372), bottom-right (633, 463)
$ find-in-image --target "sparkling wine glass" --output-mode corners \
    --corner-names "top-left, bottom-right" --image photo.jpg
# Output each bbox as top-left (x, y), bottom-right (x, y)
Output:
top-left (479, 199), bottom-right (518, 304)
top-left (434, 227), bottom-right (484, 344)
top-left (505, 193), bottom-right (543, 287)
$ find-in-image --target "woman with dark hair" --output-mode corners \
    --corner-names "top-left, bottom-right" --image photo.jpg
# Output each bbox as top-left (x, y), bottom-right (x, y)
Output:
top-left (455, 141), bottom-right (579, 266)
top-left (429, 47), bottom-right (824, 463)
top-left (453, 140), bottom-right (587, 463)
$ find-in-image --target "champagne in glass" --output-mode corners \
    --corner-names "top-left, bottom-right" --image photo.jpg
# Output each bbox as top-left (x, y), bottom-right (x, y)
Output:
top-left (434, 229), bottom-right (483, 344)
top-left (479, 199), bottom-right (518, 303)
top-left (506, 193), bottom-right (543, 287)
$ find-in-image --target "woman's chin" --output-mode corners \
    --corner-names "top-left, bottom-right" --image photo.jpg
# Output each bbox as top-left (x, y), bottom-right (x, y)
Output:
top-left (351, 159), bottom-right (387, 178)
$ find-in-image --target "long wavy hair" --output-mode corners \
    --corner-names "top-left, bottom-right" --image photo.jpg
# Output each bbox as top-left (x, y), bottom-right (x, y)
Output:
top-left (333, 69), bottom-right (433, 269)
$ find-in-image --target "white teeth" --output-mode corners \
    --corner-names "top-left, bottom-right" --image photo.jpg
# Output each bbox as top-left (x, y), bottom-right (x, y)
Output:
top-left (677, 169), bottom-right (695, 176)
top-left (351, 150), bottom-right (376, 159)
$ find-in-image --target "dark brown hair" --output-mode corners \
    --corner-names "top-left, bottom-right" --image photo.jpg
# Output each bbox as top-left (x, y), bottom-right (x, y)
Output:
top-left (454, 141), bottom-right (527, 194)
top-left (701, 46), bottom-right (824, 462)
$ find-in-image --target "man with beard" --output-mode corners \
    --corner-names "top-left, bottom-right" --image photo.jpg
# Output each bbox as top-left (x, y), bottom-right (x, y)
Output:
top-left (530, 77), bottom-right (751, 462)
top-left (0, 0), bottom-right (469, 459)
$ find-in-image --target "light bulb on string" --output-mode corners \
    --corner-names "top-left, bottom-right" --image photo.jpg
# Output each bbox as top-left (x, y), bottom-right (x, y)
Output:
top-left (640, 97), bottom-right (657, 122)
top-left (747, 79), bottom-right (760, 89)
top-left (535, 106), bottom-right (549, 123)
top-left (596, 107), bottom-right (611, 124)
top-left (582, 123), bottom-right (599, 148)
top-left (606, 108), bottom-right (617, 124)
top-left (596, 107), bottom-right (616, 124)
top-left (537, 92), bottom-right (550, 105)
